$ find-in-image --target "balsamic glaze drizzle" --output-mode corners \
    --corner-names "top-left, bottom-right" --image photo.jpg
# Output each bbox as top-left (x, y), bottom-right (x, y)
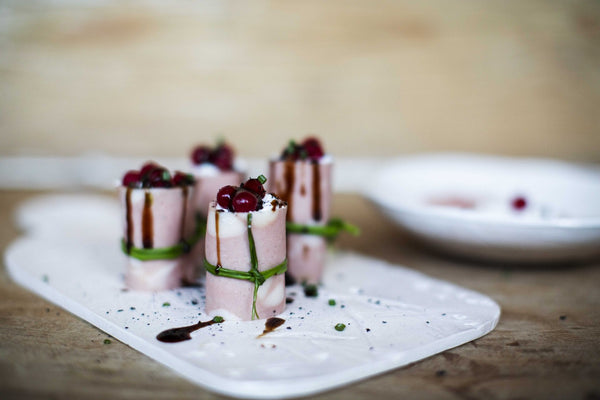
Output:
top-left (311, 161), bottom-right (322, 221)
top-left (258, 317), bottom-right (286, 337)
top-left (156, 318), bottom-right (224, 343)
top-left (142, 191), bottom-right (153, 248)
top-left (125, 187), bottom-right (133, 253)
top-left (282, 161), bottom-right (295, 221)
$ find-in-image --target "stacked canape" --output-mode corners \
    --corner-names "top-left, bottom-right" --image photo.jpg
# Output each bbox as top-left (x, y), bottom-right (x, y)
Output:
top-left (268, 138), bottom-right (332, 284)
top-left (119, 162), bottom-right (198, 291)
top-left (204, 176), bottom-right (287, 320)
top-left (186, 142), bottom-right (244, 283)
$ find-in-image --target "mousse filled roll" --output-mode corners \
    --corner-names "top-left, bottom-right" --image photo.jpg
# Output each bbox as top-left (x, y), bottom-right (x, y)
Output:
top-left (204, 176), bottom-right (287, 321)
top-left (119, 163), bottom-right (198, 291)
top-left (269, 138), bottom-right (332, 284)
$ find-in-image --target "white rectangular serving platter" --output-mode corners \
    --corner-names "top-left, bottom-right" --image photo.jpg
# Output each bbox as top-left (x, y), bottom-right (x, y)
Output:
top-left (5, 194), bottom-right (500, 399)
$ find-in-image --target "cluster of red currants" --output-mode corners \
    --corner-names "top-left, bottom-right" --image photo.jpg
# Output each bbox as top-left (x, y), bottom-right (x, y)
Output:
top-left (280, 137), bottom-right (324, 161)
top-left (190, 142), bottom-right (234, 170)
top-left (122, 162), bottom-right (195, 189)
top-left (216, 176), bottom-right (268, 212)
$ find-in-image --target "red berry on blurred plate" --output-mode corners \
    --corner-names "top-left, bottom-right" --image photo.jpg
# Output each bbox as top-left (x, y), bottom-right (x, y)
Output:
top-left (511, 196), bottom-right (527, 211)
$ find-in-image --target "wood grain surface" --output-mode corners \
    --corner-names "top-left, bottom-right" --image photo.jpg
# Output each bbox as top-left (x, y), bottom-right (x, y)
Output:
top-left (1, 190), bottom-right (599, 400)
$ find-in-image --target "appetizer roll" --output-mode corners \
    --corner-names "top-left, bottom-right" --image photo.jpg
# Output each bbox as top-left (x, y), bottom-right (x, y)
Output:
top-left (119, 163), bottom-right (198, 291)
top-left (268, 137), bottom-right (332, 284)
top-left (186, 142), bottom-right (244, 283)
top-left (204, 176), bottom-right (287, 321)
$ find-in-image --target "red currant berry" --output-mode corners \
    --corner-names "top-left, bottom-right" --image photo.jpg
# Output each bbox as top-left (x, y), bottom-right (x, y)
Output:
top-left (210, 144), bottom-right (234, 170)
top-left (191, 146), bottom-right (211, 165)
top-left (145, 167), bottom-right (172, 188)
top-left (243, 178), bottom-right (266, 198)
top-left (172, 171), bottom-right (193, 186)
top-left (140, 162), bottom-right (160, 178)
top-left (302, 137), bottom-right (324, 160)
top-left (216, 185), bottom-right (237, 209)
top-left (122, 170), bottom-right (141, 187)
top-left (511, 196), bottom-right (527, 211)
top-left (231, 189), bottom-right (258, 212)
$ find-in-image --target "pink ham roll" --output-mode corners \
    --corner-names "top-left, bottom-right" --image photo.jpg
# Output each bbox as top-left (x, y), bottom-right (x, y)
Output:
top-left (268, 158), bottom-right (332, 284)
top-left (184, 169), bottom-right (244, 284)
top-left (204, 195), bottom-right (287, 320)
top-left (120, 186), bottom-right (196, 291)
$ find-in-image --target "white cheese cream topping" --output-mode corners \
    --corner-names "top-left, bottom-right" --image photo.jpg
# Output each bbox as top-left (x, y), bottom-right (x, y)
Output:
top-left (207, 193), bottom-right (285, 237)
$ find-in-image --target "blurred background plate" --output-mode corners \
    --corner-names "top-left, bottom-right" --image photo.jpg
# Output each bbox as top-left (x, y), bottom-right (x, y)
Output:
top-left (365, 153), bottom-right (600, 263)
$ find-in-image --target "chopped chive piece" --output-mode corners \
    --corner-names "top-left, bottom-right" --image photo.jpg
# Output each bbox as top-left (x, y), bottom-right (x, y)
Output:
top-left (42, 275), bottom-right (49, 283)
top-left (303, 284), bottom-right (318, 297)
top-left (103, 339), bottom-right (111, 345)
top-left (334, 323), bottom-right (346, 332)
top-left (286, 218), bottom-right (360, 240)
top-left (257, 174), bottom-right (267, 184)
top-left (286, 140), bottom-right (296, 155)
top-left (328, 299), bottom-right (336, 306)
top-left (162, 302), bottom-right (170, 307)
top-left (212, 316), bottom-right (224, 323)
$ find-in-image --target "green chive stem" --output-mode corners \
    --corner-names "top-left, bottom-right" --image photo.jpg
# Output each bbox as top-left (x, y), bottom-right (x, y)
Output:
top-left (121, 216), bottom-right (206, 261)
top-left (286, 218), bottom-right (360, 240)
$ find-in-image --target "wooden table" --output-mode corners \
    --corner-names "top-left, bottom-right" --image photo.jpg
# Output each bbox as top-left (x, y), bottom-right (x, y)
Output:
top-left (1, 190), bottom-right (599, 400)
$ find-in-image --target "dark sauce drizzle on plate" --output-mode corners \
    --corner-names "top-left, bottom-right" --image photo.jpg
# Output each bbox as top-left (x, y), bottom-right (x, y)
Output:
top-left (257, 317), bottom-right (286, 338)
top-left (156, 318), bottom-right (224, 343)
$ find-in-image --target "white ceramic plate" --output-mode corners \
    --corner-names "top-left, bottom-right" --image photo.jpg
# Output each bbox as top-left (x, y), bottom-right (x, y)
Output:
top-left (366, 153), bottom-right (600, 263)
top-left (5, 194), bottom-right (499, 399)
